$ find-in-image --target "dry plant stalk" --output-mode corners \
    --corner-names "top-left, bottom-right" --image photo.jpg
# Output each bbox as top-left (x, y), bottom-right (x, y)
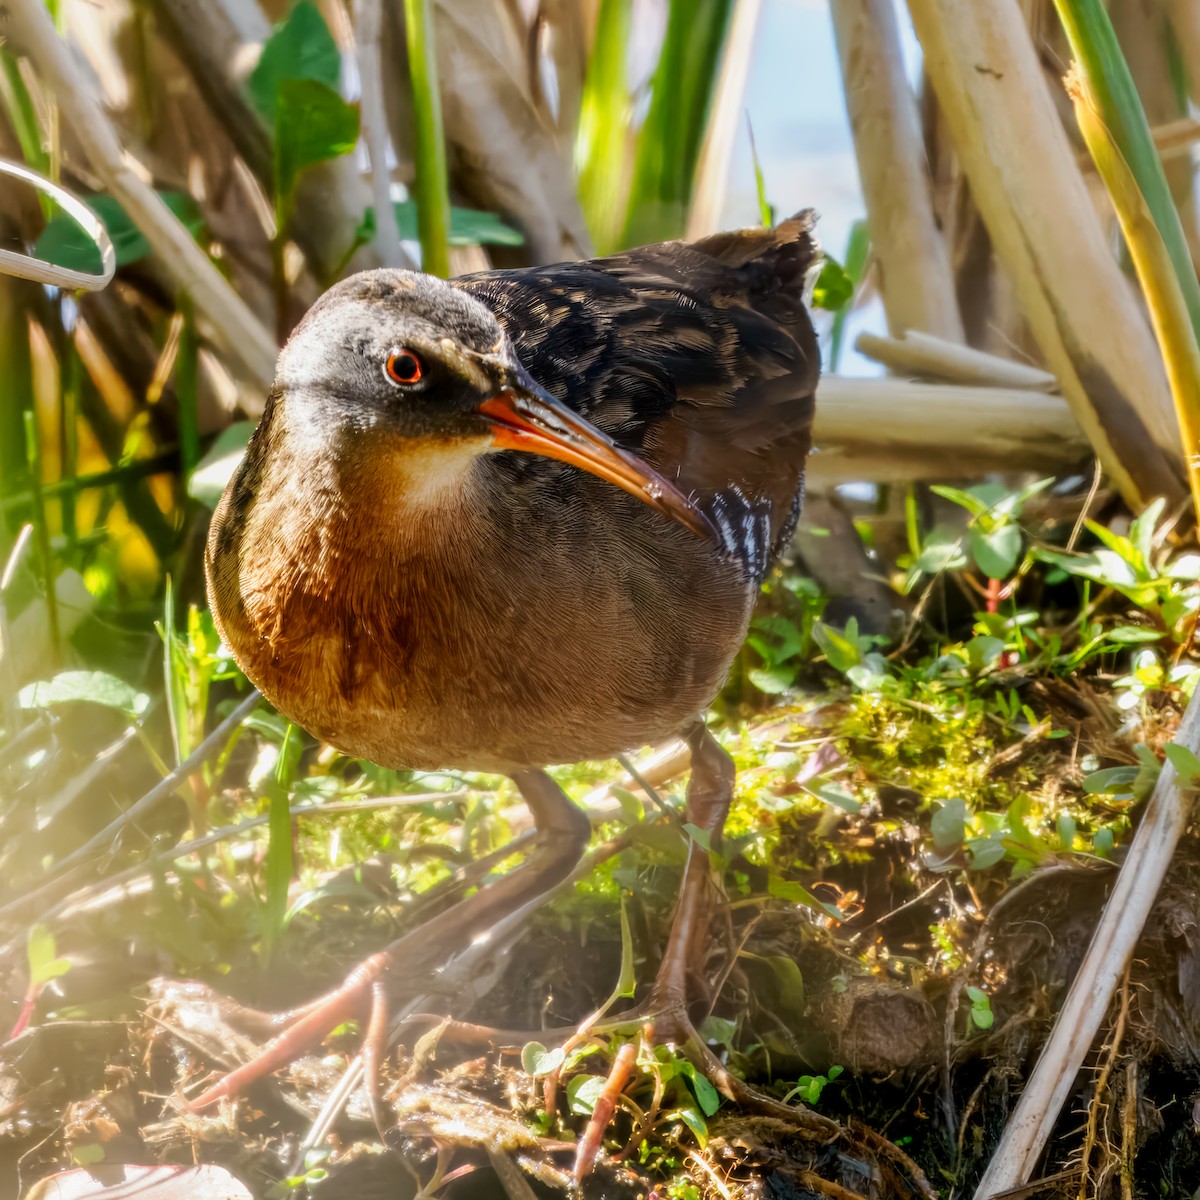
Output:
top-left (1, 0), bottom-right (277, 390)
top-left (685, 0), bottom-right (762, 240)
top-left (810, 376), bottom-right (1085, 482)
top-left (974, 696), bottom-right (1198, 1197)
top-left (906, 0), bottom-right (1187, 511)
top-left (855, 330), bottom-right (1059, 391)
top-left (830, 0), bottom-right (963, 341)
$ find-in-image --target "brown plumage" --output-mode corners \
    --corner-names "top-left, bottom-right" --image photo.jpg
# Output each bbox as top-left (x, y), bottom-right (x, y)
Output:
top-left (198, 213), bottom-right (820, 1124)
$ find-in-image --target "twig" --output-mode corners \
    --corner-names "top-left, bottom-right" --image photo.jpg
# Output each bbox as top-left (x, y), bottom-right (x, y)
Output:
top-left (0, 160), bottom-right (114, 290)
top-left (685, 0), bottom-right (763, 240)
top-left (0, 691), bottom-right (261, 929)
top-left (830, 0), bottom-right (962, 340)
top-left (906, 0), bottom-right (1186, 512)
top-left (354, 0), bottom-right (405, 268)
top-left (855, 331), bottom-right (1058, 392)
top-left (1, 1), bottom-right (276, 389)
top-left (811, 376), bottom-right (1086, 483)
top-left (974, 697), bottom-right (1199, 1197)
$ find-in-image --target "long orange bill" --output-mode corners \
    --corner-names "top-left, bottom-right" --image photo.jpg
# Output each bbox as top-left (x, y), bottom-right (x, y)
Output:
top-left (478, 389), bottom-right (718, 542)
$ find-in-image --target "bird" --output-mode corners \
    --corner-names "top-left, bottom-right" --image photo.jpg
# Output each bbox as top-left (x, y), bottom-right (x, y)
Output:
top-left (195, 212), bottom-right (820, 1121)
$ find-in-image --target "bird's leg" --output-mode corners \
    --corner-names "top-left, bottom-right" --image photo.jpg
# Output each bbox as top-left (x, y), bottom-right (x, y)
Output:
top-left (187, 770), bottom-right (590, 1112)
top-left (647, 721), bottom-right (735, 1030)
top-left (572, 725), bottom-right (734, 1183)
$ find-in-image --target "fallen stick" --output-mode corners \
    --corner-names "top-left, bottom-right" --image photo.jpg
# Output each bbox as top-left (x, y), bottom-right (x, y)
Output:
top-left (855, 330), bottom-right (1059, 392)
top-left (974, 695), bottom-right (1200, 1196)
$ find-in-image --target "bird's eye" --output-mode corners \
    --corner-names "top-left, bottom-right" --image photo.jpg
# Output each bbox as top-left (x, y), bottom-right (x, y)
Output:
top-left (385, 349), bottom-right (424, 385)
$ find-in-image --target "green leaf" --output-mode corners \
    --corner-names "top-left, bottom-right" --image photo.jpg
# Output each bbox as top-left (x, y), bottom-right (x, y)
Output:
top-left (521, 1041), bottom-right (565, 1077)
top-left (1082, 765), bottom-right (1141, 795)
top-left (913, 532), bottom-right (969, 576)
top-left (1165, 742), bottom-right (1200, 784)
top-left (248, 0), bottom-right (341, 124)
top-left (931, 798), bottom-right (967, 852)
top-left (676, 1061), bottom-right (722, 1116)
top-left (967, 837), bottom-right (1006, 871)
top-left (1103, 625), bottom-right (1163, 644)
top-left (969, 523), bottom-right (1022, 579)
top-left (748, 665), bottom-right (796, 695)
top-left (763, 954), bottom-right (805, 1012)
top-left (274, 79), bottom-right (359, 203)
top-left (356, 203), bottom-right (525, 247)
top-left (35, 192), bottom-right (203, 273)
top-left (811, 254), bottom-right (854, 311)
top-left (929, 484), bottom-right (991, 519)
top-left (810, 780), bottom-right (861, 814)
top-left (27, 924), bottom-right (72, 989)
top-left (19, 670), bottom-right (149, 717)
top-left (812, 621), bottom-right (861, 673)
top-left (767, 875), bottom-right (843, 920)
top-left (965, 635), bottom-right (1005, 672)
top-left (566, 1073), bottom-right (607, 1115)
top-left (188, 422), bottom-right (255, 508)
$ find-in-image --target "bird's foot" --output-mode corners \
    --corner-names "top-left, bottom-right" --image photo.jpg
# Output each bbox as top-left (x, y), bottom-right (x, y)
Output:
top-left (568, 1001), bottom-right (840, 1188)
top-left (186, 948), bottom-right (396, 1131)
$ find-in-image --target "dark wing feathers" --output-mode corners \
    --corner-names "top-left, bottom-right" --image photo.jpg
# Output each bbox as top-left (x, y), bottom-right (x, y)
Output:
top-left (454, 211), bottom-right (820, 575)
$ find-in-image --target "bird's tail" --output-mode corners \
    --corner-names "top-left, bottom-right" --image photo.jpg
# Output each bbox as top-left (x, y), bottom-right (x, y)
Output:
top-left (689, 209), bottom-right (821, 303)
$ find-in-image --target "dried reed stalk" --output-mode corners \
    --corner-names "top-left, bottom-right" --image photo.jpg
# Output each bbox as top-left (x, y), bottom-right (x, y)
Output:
top-left (811, 376), bottom-right (1085, 482)
top-left (906, 0), bottom-right (1187, 511)
top-left (831, 0), bottom-right (963, 340)
top-left (975, 696), bottom-right (1199, 1197)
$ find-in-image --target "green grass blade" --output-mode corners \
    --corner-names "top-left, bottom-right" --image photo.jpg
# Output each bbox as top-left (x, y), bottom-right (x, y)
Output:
top-left (575, 0), bottom-right (633, 255)
top-left (403, 0), bottom-right (450, 278)
top-left (1069, 68), bottom-right (1200, 522)
top-left (1053, 0), bottom-right (1200, 343)
top-left (620, 0), bottom-right (734, 248)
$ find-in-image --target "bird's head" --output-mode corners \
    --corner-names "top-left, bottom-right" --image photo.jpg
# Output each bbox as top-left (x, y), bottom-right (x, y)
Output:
top-left (274, 269), bottom-right (715, 538)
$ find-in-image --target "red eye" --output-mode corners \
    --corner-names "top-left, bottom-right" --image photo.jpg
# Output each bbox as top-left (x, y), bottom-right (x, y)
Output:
top-left (386, 349), bottom-right (424, 385)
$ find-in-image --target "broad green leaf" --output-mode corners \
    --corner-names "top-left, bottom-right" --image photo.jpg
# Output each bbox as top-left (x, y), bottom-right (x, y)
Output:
top-left (566, 1073), bottom-right (607, 1115)
top-left (965, 635), bottom-right (1005, 672)
top-left (1082, 765), bottom-right (1140, 795)
top-left (35, 192), bottom-right (203, 273)
top-left (748, 665), bottom-right (795, 695)
top-left (812, 621), bottom-right (861, 673)
top-left (27, 924), bottom-right (71, 988)
top-left (929, 484), bottom-right (991, 519)
top-left (1165, 742), bottom-right (1200, 784)
top-left (969, 524), bottom-right (1022, 580)
top-left (767, 875), bottom-right (843, 920)
top-left (248, 0), bottom-right (341, 124)
top-left (763, 954), bottom-right (805, 1012)
top-left (19, 670), bottom-right (149, 717)
top-left (676, 1061), bottom-right (722, 1116)
top-left (274, 79), bottom-right (359, 204)
top-left (812, 254), bottom-right (853, 311)
top-left (810, 780), bottom-right (861, 814)
top-left (913, 532), bottom-right (969, 576)
top-left (931, 798), bottom-right (967, 852)
top-left (356, 203), bottom-right (525, 248)
top-left (1103, 625), bottom-right (1163, 644)
top-left (188, 422), bottom-right (255, 508)
top-left (966, 837), bottom-right (1006, 871)
top-left (521, 1041), bottom-right (565, 1077)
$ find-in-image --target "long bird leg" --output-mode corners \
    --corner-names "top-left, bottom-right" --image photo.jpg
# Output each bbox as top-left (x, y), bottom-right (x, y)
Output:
top-left (647, 720), bottom-right (735, 1031)
top-left (187, 770), bottom-right (591, 1111)
top-left (572, 723), bottom-right (735, 1183)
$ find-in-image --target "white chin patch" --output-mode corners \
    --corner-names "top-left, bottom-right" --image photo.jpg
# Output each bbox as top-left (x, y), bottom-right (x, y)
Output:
top-left (396, 439), bottom-right (487, 507)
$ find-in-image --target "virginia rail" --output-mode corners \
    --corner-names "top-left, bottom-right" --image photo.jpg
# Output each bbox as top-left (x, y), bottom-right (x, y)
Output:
top-left (198, 213), bottom-right (819, 1118)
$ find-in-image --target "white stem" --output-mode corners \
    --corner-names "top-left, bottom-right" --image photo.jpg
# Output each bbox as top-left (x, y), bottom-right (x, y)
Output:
top-left (975, 698), bottom-right (1199, 1196)
top-left (685, 0), bottom-right (763, 240)
top-left (354, 0), bottom-right (406, 268)
top-left (0, 160), bottom-right (115, 290)
top-left (856, 330), bottom-right (1059, 392)
top-left (3, 0), bottom-right (277, 389)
